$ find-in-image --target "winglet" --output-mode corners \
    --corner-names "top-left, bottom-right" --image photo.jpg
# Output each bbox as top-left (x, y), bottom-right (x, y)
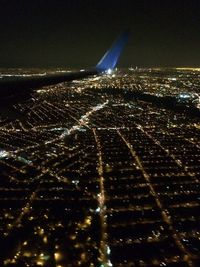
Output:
top-left (95, 31), bottom-right (129, 72)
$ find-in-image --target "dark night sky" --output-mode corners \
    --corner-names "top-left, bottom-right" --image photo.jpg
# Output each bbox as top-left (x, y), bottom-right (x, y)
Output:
top-left (0, 0), bottom-right (200, 68)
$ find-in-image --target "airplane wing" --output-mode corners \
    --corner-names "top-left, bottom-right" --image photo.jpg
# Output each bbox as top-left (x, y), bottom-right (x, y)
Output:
top-left (0, 31), bottom-right (129, 98)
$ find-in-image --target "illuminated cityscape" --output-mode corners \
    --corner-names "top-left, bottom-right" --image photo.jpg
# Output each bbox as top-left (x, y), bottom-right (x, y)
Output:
top-left (0, 68), bottom-right (200, 266)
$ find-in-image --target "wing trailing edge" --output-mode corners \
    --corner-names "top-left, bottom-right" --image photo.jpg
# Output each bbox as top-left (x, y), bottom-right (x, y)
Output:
top-left (0, 31), bottom-right (129, 100)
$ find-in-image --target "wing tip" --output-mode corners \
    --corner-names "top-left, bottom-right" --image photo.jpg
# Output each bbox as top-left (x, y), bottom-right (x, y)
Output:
top-left (95, 30), bottom-right (130, 72)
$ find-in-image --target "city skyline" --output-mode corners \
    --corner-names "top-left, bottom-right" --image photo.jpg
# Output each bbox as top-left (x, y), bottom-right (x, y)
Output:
top-left (0, 0), bottom-right (200, 67)
top-left (1, 1), bottom-right (200, 266)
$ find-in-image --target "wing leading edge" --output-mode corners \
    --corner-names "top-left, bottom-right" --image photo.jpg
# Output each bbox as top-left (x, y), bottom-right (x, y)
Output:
top-left (0, 31), bottom-right (129, 98)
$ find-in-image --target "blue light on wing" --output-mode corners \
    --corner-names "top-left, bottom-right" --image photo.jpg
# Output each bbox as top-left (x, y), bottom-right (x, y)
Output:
top-left (96, 31), bottom-right (130, 72)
